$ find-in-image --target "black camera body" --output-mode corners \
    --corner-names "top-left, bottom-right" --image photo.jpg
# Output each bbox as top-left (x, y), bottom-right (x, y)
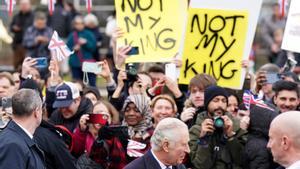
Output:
top-left (125, 63), bottom-right (139, 83)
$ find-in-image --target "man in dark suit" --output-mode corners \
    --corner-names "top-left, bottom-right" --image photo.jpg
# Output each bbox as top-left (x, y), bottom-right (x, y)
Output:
top-left (0, 89), bottom-right (45, 169)
top-left (125, 118), bottom-right (189, 169)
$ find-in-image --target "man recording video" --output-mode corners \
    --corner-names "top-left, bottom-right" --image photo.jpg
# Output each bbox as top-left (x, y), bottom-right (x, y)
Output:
top-left (189, 85), bottom-right (245, 169)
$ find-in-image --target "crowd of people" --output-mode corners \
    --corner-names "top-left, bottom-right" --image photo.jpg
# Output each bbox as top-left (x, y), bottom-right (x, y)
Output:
top-left (0, 0), bottom-right (300, 169)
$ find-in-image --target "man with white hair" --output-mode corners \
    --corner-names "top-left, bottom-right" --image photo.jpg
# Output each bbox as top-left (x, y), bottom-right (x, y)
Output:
top-left (267, 111), bottom-right (300, 169)
top-left (125, 118), bottom-right (190, 169)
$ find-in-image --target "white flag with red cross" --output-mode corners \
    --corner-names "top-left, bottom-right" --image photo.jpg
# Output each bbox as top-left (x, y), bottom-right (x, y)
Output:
top-left (5, 0), bottom-right (16, 16)
top-left (48, 31), bottom-right (74, 62)
top-left (127, 139), bottom-right (146, 157)
top-left (86, 0), bottom-right (92, 13)
top-left (48, 0), bottom-right (56, 15)
top-left (278, 0), bottom-right (288, 18)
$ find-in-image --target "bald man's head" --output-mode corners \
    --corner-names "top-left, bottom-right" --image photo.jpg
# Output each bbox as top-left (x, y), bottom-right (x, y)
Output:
top-left (271, 111), bottom-right (300, 149)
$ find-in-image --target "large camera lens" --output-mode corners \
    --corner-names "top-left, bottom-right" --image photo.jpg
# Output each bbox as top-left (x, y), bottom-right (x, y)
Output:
top-left (214, 117), bottom-right (224, 129)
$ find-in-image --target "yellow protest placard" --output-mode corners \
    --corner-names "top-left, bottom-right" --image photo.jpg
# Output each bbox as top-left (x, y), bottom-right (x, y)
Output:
top-left (179, 8), bottom-right (248, 89)
top-left (115, 0), bottom-right (187, 63)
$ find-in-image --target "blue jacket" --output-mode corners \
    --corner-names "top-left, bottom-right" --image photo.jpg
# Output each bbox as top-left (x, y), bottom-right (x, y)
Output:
top-left (67, 29), bottom-right (97, 68)
top-left (0, 120), bottom-right (45, 169)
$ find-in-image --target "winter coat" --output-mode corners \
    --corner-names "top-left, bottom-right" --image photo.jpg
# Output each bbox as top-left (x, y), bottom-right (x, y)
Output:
top-left (49, 97), bottom-right (93, 132)
top-left (67, 29), bottom-right (97, 68)
top-left (243, 104), bottom-right (279, 169)
top-left (189, 111), bottom-right (246, 169)
top-left (10, 11), bottom-right (34, 46)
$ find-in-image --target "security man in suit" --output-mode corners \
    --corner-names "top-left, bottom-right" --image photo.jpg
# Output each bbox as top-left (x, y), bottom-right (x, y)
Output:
top-left (0, 89), bottom-right (45, 169)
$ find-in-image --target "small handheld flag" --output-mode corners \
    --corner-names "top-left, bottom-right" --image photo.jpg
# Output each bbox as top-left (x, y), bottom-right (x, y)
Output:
top-left (127, 139), bottom-right (146, 157)
top-left (243, 90), bottom-right (274, 111)
top-left (48, 31), bottom-right (74, 62)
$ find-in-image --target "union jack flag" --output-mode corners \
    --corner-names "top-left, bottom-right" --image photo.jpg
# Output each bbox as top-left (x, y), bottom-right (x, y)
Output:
top-left (48, 0), bottom-right (56, 15)
top-left (243, 90), bottom-right (274, 111)
top-left (127, 139), bottom-right (146, 157)
top-left (278, 0), bottom-right (288, 18)
top-left (5, 0), bottom-right (16, 16)
top-left (48, 31), bottom-right (73, 62)
top-left (86, 0), bottom-right (92, 13)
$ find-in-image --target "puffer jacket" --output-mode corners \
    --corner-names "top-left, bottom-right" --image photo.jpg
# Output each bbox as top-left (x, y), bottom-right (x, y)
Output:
top-left (189, 111), bottom-right (246, 169)
top-left (243, 104), bottom-right (279, 169)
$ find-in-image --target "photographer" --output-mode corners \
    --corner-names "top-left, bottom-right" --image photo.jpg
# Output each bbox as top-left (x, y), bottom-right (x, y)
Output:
top-left (189, 86), bottom-right (245, 169)
top-left (73, 100), bottom-right (126, 169)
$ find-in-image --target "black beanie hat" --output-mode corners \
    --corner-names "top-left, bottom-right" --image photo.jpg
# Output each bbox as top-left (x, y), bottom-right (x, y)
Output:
top-left (204, 85), bottom-right (228, 110)
top-left (19, 78), bottom-right (43, 100)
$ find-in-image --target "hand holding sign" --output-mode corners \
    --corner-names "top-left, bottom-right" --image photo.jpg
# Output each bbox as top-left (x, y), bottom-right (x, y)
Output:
top-left (111, 27), bottom-right (125, 44)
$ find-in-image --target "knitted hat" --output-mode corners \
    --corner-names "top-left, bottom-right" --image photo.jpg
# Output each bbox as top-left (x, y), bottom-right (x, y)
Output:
top-left (19, 78), bottom-right (43, 100)
top-left (204, 85), bottom-right (228, 110)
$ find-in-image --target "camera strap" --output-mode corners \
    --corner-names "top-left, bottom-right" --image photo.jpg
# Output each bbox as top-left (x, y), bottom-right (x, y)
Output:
top-left (83, 71), bottom-right (89, 86)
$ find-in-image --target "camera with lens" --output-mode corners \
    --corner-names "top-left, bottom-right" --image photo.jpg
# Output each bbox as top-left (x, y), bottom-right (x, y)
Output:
top-left (125, 63), bottom-right (139, 83)
top-left (213, 116), bottom-right (224, 130)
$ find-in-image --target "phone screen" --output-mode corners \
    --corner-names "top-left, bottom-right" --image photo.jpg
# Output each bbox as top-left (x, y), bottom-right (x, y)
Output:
top-left (127, 47), bottom-right (139, 55)
top-left (266, 73), bottom-right (281, 84)
top-left (2, 97), bottom-right (12, 109)
top-left (87, 114), bottom-right (108, 125)
top-left (35, 57), bottom-right (48, 68)
top-left (165, 63), bottom-right (177, 81)
top-left (82, 62), bottom-right (102, 74)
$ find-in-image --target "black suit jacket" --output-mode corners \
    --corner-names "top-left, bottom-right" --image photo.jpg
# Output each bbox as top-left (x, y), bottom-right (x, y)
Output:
top-left (125, 150), bottom-right (186, 169)
top-left (0, 120), bottom-right (45, 169)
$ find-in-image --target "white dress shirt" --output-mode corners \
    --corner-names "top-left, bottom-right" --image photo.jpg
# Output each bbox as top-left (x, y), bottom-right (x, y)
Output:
top-left (15, 121), bottom-right (33, 139)
top-left (151, 150), bottom-right (172, 169)
top-left (287, 161), bottom-right (300, 169)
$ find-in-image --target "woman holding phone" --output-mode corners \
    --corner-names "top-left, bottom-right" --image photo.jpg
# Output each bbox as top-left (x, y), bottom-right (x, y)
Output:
top-left (73, 100), bottom-right (126, 169)
top-left (67, 15), bottom-right (97, 86)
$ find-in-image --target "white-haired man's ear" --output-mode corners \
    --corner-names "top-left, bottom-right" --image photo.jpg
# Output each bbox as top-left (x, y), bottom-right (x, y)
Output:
top-left (162, 138), bottom-right (170, 153)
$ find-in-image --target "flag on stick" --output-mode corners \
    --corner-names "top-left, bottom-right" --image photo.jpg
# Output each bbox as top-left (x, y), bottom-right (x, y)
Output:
top-left (48, 31), bottom-right (73, 62)
top-left (243, 90), bottom-right (274, 111)
top-left (5, 0), bottom-right (16, 16)
top-left (278, 0), bottom-right (288, 18)
top-left (86, 0), bottom-right (92, 13)
top-left (48, 0), bottom-right (56, 15)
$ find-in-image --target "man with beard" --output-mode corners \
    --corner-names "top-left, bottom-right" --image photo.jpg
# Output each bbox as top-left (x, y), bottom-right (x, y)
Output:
top-left (189, 86), bottom-right (245, 169)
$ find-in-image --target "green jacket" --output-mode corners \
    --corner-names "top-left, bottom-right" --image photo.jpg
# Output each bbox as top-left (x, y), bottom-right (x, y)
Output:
top-left (189, 111), bottom-right (246, 169)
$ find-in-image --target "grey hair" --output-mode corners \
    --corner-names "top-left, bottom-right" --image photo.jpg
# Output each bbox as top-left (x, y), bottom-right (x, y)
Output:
top-left (34, 12), bottom-right (47, 21)
top-left (12, 89), bottom-right (42, 117)
top-left (84, 14), bottom-right (99, 26)
top-left (151, 118), bottom-right (188, 151)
